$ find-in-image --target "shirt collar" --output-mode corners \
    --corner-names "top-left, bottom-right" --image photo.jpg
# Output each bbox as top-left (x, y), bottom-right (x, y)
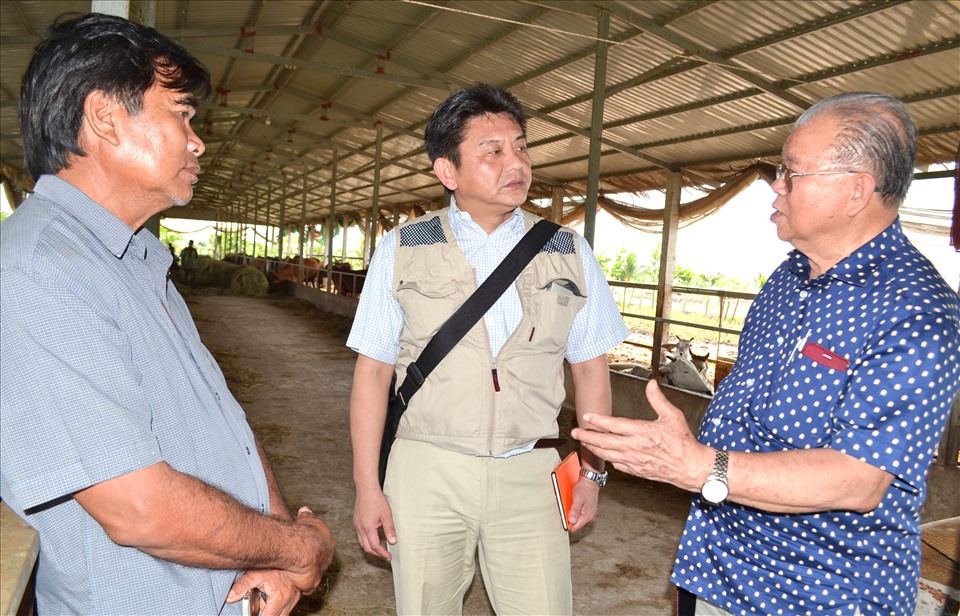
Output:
top-left (789, 218), bottom-right (907, 287)
top-left (447, 195), bottom-right (525, 239)
top-left (35, 175), bottom-right (139, 259)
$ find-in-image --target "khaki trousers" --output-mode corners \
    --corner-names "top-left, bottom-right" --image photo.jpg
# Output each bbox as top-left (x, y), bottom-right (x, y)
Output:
top-left (384, 439), bottom-right (572, 615)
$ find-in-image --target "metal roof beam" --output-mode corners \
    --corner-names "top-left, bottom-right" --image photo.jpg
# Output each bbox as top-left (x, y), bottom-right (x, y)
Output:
top-left (184, 42), bottom-right (451, 90)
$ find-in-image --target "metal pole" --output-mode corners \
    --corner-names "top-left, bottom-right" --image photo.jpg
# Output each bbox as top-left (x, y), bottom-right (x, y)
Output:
top-left (298, 163), bottom-right (308, 283)
top-left (278, 173), bottom-right (287, 260)
top-left (265, 184), bottom-right (273, 258)
top-left (583, 9), bottom-right (609, 247)
top-left (326, 149), bottom-right (338, 290)
top-left (367, 123), bottom-right (383, 265)
top-left (215, 207), bottom-right (221, 259)
top-left (241, 194), bottom-right (248, 256)
top-left (253, 188), bottom-right (261, 257)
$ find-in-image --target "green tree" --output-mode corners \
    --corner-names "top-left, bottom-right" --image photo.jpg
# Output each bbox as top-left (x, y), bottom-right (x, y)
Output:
top-left (610, 249), bottom-right (639, 281)
top-left (160, 228), bottom-right (185, 250)
top-left (636, 243), bottom-right (660, 283)
top-left (596, 251), bottom-right (613, 278)
top-left (692, 271), bottom-right (724, 289)
top-left (674, 265), bottom-right (694, 286)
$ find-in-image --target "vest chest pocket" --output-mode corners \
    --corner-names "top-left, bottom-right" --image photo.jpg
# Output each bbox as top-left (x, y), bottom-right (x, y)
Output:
top-left (396, 276), bottom-right (462, 339)
top-left (531, 278), bottom-right (587, 350)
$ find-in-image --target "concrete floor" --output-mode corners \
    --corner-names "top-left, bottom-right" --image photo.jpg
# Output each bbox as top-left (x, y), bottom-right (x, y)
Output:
top-left (185, 292), bottom-right (691, 615)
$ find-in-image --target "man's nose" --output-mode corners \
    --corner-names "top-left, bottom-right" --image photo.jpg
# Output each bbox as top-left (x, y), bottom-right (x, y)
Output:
top-left (188, 126), bottom-right (206, 157)
top-left (772, 174), bottom-right (789, 196)
top-left (505, 147), bottom-right (527, 170)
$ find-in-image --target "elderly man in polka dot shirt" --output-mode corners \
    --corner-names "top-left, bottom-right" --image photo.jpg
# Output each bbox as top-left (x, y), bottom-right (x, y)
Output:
top-left (574, 91), bottom-right (960, 616)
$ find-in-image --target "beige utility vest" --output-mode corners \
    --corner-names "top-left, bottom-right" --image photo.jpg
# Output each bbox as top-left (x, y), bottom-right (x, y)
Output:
top-left (392, 208), bottom-right (587, 456)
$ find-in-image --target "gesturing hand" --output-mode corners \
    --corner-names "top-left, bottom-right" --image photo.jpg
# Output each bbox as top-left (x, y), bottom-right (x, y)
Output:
top-left (572, 380), bottom-right (710, 492)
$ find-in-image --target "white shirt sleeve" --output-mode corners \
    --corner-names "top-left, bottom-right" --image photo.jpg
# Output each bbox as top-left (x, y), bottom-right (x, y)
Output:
top-left (565, 234), bottom-right (630, 364)
top-left (345, 230), bottom-right (404, 364)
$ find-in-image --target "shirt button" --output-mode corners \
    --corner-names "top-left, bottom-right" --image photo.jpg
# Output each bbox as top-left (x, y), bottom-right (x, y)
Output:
top-left (777, 336), bottom-right (785, 345)
top-left (246, 446), bottom-right (251, 455)
top-left (745, 378), bottom-right (755, 387)
top-left (799, 290), bottom-right (808, 299)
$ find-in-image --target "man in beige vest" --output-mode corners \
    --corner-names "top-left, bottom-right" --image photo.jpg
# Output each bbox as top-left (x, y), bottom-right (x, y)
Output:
top-left (347, 84), bottom-right (629, 615)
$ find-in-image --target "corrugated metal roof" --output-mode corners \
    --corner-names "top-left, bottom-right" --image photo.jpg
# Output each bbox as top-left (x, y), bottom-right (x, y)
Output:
top-left (0, 0), bottom-right (957, 227)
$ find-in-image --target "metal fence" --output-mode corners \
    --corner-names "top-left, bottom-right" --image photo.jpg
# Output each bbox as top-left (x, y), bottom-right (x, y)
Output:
top-left (607, 280), bottom-right (756, 365)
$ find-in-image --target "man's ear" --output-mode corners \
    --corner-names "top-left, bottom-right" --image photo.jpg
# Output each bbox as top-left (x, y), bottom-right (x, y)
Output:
top-left (433, 157), bottom-right (458, 192)
top-left (82, 90), bottom-right (123, 147)
top-left (846, 172), bottom-right (878, 218)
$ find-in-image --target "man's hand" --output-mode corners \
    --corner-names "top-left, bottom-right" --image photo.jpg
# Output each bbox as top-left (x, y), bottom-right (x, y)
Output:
top-left (224, 507), bottom-right (335, 615)
top-left (572, 380), bottom-right (710, 492)
top-left (565, 477), bottom-right (600, 532)
top-left (226, 571), bottom-right (299, 616)
top-left (285, 507), bottom-right (336, 594)
top-left (353, 486), bottom-right (396, 560)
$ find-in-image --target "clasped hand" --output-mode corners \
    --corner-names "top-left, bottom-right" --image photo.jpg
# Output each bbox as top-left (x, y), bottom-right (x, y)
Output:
top-left (227, 507), bottom-right (336, 616)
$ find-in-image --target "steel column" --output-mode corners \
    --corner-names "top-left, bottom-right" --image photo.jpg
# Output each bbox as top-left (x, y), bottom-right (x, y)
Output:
top-left (583, 9), bottom-right (609, 247)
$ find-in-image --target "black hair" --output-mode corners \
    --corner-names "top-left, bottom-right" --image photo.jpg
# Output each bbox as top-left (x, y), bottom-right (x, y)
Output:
top-left (19, 12), bottom-right (211, 180)
top-left (423, 84), bottom-right (526, 168)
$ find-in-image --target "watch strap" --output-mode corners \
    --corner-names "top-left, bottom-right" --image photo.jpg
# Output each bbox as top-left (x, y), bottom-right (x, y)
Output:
top-left (712, 449), bottom-right (729, 479)
top-left (579, 467), bottom-right (608, 487)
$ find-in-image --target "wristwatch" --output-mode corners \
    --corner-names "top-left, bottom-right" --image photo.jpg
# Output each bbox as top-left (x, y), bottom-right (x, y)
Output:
top-left (700, 449), bottom-right (729, 504)
top-left (579, 467), bottom-right (608, 487)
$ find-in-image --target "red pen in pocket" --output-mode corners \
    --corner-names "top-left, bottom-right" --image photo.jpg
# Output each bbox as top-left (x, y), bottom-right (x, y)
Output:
top-left (801, 342), bottom-right (849, 371)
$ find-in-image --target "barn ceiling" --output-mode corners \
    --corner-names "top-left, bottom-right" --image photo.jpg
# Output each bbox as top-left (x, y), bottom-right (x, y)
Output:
top-left (1, 0), bottom-right (958, 230)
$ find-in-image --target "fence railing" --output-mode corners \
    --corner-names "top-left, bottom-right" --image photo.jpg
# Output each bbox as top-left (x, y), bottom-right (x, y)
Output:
top-left (219, 257), bottom-right (958, 475)
top-left (607, 280), bottom-right (756, 363)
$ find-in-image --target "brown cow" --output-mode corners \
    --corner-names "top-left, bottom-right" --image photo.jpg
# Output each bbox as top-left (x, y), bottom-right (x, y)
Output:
top-left (268, 257), bottom-right (323, 290)
top-left (329, 262), bottom-right (367, 298)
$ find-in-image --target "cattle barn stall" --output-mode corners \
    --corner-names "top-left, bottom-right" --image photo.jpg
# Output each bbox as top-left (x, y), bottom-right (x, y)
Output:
top-left (0, 0), bottom-right (958, 582)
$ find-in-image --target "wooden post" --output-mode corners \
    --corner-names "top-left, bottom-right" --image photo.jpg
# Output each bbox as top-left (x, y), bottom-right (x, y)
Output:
top-left (652, 170), bottom-right (681, 374)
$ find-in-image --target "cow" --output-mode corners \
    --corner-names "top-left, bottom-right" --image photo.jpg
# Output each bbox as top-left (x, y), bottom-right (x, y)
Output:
top-left (268, 257), bottom-right (323, 291)
top-left (690, 349), bottom-right (710, 379)
top-left (329, 262), bottom-right (367, 298)
top-left (609, 362), bottom-right (653, 379)
top-left (659, 352), bottom-right (713, 395)
top-left (663, 336), bottom-right (712, 381)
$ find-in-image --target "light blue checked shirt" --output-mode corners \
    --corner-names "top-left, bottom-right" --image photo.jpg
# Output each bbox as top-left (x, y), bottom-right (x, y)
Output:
top-left (0, 175), bottom-right (268, 615)
top-left (348, 199), bottom-right (629, 455)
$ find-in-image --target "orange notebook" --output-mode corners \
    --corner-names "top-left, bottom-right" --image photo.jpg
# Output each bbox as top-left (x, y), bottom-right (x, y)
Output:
top-left (551, 451), bottom-right (581, 531)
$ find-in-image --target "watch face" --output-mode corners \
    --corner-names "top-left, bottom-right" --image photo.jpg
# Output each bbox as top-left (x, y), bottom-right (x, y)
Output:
top-left (701, 477), bottom-right (728, 504)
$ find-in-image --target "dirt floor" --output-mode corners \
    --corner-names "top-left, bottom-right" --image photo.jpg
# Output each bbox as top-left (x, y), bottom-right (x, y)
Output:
top-left (183, 289), bottom-right (692, 616)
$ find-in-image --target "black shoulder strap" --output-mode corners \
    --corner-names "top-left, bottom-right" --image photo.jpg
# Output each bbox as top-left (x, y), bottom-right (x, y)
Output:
top-left (395, 218), bottom-right (562, 408)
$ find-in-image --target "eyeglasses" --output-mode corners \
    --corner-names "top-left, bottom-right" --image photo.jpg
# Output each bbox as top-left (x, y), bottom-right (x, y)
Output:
top-left (775, 163), bottom-right (859, 193)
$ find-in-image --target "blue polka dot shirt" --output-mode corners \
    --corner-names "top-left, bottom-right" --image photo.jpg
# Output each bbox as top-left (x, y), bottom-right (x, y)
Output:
top-left (671, 219), bottom-right (960, 615)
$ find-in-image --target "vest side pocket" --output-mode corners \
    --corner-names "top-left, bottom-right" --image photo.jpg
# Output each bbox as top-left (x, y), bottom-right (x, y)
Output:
top-left (396, 276), bottom-right (461, 341)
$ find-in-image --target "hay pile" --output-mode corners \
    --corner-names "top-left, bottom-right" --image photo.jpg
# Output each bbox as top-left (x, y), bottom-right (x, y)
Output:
top-left (193, 256), bottom-right (268, 296)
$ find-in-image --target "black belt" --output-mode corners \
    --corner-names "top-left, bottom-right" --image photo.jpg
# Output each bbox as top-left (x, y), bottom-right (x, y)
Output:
top-left (533, 438), bottom-right (567, 449)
